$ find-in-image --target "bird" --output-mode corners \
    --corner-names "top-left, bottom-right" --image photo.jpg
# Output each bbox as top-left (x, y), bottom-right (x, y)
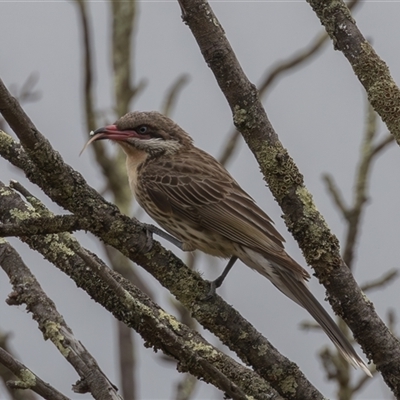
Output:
top-left (84, 110), bottom-right (371, 376)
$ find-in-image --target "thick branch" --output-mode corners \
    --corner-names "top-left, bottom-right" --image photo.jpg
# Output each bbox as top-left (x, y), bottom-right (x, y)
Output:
top-left (0, 240), bottom-right (120, 400)
top-left (176, 0), bottom-right (400, 394)
top-left (0, 347), bottom-right (69, 400)
top-left (0, 130), bottom-right (323, 398)
top-left (0, 183), bottom-right (282, 400)
top-left (307, 0), bottom-right (400, 146)
top-left (0, 215), bottom-right (83, 237)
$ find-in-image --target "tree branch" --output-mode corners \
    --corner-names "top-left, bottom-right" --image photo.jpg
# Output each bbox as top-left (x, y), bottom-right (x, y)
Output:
top-left (0, 182), bottom-right (283, 400)
top-left (361, 270), bottom-right (399, 293)
top-left (0, 240), bottom-right (120, 400)
top-left (162, 74), bottom-right (190, 117)
top-left (307, 0), bottom-right (400, 146)
top-left (321, 104), bottom-right (395, 396)
top-left (322, 174), bottom-right (349, 217)
top-left (0, 126), bottom-right (323, 398)
top-left (0, 330), bottom-right (38, 400)
top-left (0, 215), bottom-right (83, 237)
top-left (0, 347), bottom-right (70, 400)
top-left (176, 0), bottom-right (400, 395)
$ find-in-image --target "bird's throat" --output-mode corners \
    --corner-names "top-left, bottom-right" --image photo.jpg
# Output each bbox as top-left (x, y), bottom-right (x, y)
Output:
top-left (124, 146), bottom-right (148, 196)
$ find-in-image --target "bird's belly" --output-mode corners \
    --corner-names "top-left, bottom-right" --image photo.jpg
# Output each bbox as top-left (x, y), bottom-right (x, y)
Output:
top-left (144, 208), bottom-right (234, 258)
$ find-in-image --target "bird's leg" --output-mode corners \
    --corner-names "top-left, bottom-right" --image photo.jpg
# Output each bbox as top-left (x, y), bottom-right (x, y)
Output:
top-left (204, 256), bottom-right (238, 300)
top-left (143, 223), bottom-right (184, 250)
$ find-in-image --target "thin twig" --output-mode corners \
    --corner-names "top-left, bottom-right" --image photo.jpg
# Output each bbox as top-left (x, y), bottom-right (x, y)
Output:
top-left (322, 174), bottom-right (349, 217)
top-left (371, 134), bottom-right (394, 157)
top-left (162, 74), bottom-right (190, 117)
top-left (361, 269), bottom-right (398, 293)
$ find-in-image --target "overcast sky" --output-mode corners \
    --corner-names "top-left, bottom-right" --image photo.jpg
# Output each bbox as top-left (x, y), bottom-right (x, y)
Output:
top-left (1, 1), bottom-right (400, 399)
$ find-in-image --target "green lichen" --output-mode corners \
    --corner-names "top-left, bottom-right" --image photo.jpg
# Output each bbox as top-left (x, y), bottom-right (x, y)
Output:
top-left (352, 43), bottom-right (400, 144)
top-left (44, 234), bottom-right (75, 257)
top-left (233, 106), bottom-right (248, 127)
top-left (44, 321), bottom-right (70, 357)
top-left (18, 369), bottom-right (36, 388)
top-left (158, 309), bottom-right (183, 332)
top-left (238, 330), bottom-right (248, 340)
top-left (190, 341), bottom-right (218, 359)
top-left (309, 0), bottom-right (355, 44)
top-left (255, 143), bottom-right (303, 201)
top-left (9, 208), bottom-right (38, 220)
top-left (256, 343), bottom-right (269, 356)
top-left (279, 374), bottom-right (298, 396)
top-left (296, 186), bottom-right (318, 218)
top-left (0, 186), bottom-right (13, 196)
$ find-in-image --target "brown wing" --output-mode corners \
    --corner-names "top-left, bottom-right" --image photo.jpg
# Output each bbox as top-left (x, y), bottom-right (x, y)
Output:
top-left (140, 149), bottom-right (306, 276)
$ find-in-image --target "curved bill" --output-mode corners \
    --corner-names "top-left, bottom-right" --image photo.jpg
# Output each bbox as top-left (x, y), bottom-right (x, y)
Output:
top-left (79, 132), bottom-right (107, 156)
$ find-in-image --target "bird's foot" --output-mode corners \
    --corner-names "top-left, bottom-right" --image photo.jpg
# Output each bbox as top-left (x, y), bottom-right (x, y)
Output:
top-left (202, 256), bottom-right (238, 300)
top-left (143, 223), bottom-right (184, 250)
top-left (202, 277), bottom-right (223, 301)
top-left (140, 224), bottom-right (155, 253)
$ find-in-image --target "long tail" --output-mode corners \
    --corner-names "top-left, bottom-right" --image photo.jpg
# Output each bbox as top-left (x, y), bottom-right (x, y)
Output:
top-left (276, 268), bottom-right (371, 376)
top-left (239, 248), bottom-right (371, 376)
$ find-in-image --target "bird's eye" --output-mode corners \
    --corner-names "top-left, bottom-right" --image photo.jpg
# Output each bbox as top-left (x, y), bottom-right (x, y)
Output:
top-left (138, 126), bottom-right (148, 134)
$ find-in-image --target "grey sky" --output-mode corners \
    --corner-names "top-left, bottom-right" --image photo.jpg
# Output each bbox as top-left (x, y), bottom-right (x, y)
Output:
top-left (1, 1), bottom-right (399, 399)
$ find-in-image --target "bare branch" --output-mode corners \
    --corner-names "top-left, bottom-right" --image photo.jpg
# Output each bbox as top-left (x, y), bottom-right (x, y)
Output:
top-left (371, 134), bottom-right (394, 157)
top-left (0, 128), bottom-right (322, 398)
top-left (174, 373), bottom-right (197, 400)
top-left (75, 249), bottom-right (280, 400)
top-left (177, 1), bottom-right (400, 393)
top-left (322, 174), bottom-right (349, 217)
top-left (162, 74), bottom-right (190, 117)
top-left (74, 0), bottom-right (96, 132)
top-left (259, 33), bottom-right (327, 96)
top-left (218, 130), bottom-right (241, 167)
top-left (0, 181), bottom-right (284, 400)
top-left (217, 0), bottom-right (362, 168)
top-left (111, 0), bottom-right (136, 117)
top-left (0, 347), bottom-right (69, 400)
top-left (11, 73), bottom-right (42, 104)
top-left (321, 102), bottom-right (395, 396)
top-left (352, 368), bottom-right (377, 394)
top-left (307, 0), bottom-right (400, 145)
top-left (0, 241), bottom-right (120, 400)
top-left (259, 0), bottom-right (361, 97)
top-left (361, 270), bottom-right (399, 293)
top-left (0, 331), bottom-right (38, 400)
top-left (0, 215), bottom-right (84, 237)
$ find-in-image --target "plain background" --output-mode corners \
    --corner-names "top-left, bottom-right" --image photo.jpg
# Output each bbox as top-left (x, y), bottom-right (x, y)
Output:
top-left (1, 1), bottom-right (399, 399)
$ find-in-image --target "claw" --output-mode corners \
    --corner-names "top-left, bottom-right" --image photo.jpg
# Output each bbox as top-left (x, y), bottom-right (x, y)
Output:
top-left (143, 227), bottom-right (154, 252)
top-left (144, 223), bottom-right (183, 250)
top-left (202, 256), bottom-right (238, 301)
top-left (202, 280), bottom-right (218, 301)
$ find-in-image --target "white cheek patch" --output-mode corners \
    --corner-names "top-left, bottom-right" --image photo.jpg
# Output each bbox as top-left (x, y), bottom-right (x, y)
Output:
top-left (137, 138), bottom-right (182, 155)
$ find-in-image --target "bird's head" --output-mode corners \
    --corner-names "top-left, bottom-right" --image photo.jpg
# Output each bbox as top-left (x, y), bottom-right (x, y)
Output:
top-left (82, 111), bottom-right (193, 157)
